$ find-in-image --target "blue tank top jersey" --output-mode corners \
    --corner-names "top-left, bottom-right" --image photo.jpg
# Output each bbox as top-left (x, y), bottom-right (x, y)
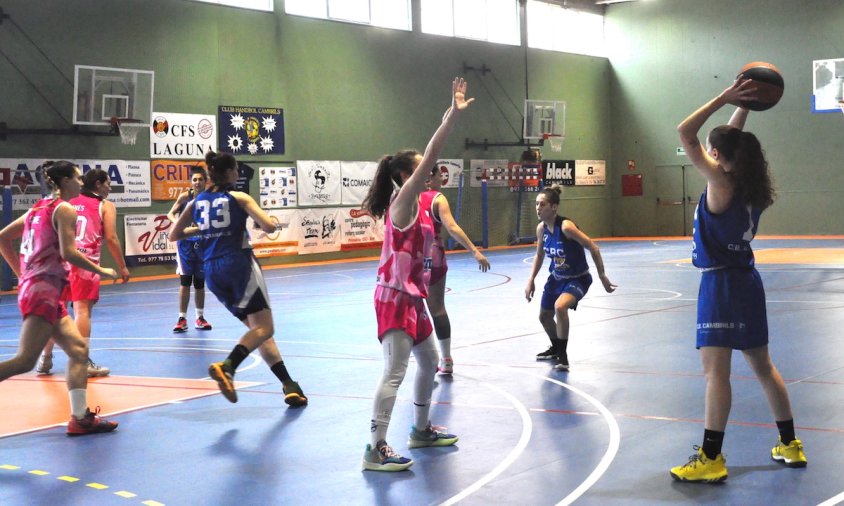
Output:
top-left (692, 189), bottom-right (761, 269)
top-left (542, 215), bottom-right (589, 280)
top-left (192, 188), bottom-right (251, 262)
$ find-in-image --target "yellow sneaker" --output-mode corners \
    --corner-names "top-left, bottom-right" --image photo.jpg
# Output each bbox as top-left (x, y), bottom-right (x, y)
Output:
top-left (772, 438), bottom-right (807, 468)
top-left (670, 446), bottom-right (728, 483)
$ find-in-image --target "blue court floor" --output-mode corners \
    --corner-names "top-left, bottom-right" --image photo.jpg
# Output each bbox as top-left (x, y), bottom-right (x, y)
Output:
top-left (1, 237), bottom-right (843, 505)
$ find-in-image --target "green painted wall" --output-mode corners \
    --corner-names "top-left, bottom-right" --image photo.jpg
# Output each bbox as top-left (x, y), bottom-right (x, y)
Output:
top-left (606, 0), bottom-right (844, 236)
top-left (0, 0), bottom-right (611, 277)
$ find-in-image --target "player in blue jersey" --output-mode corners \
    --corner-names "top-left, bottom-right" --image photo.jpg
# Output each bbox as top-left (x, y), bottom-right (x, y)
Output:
top-left (169, 150), bottom-right (306, 408)
top-left (525, 184), bottom-right (616, 371)
top-left (669, 79), bottom-right (806, 483)
top-left (166, 166), bottom-right (212, 333)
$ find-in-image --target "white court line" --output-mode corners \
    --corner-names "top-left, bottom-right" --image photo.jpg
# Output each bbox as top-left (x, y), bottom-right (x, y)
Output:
top-left (818, 492), bottom-right (844, 506)
top-left (440, 381), bottom-right (532, 506)
top-left (469, 361), bottom-right (621, 505)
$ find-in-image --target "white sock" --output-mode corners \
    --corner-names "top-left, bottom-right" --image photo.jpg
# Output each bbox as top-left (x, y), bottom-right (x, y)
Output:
top-left (439, 338), bottom-right (452, 358)
top-left (179, 312), bottom-right (186, 319)
top-left (69, 389), bottom-right (87, 419)
top-left (196, 308), bottom-right (204, 318)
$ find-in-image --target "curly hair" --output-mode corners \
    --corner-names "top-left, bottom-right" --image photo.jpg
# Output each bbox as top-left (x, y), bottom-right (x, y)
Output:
top-left (708, 125), bottom-right (775, 210)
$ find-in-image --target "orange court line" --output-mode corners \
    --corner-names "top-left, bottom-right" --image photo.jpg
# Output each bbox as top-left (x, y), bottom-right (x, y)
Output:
top-left (0, 374), bottom-right (262, 438)
top-left (664, 248), bottom-right (844, 265)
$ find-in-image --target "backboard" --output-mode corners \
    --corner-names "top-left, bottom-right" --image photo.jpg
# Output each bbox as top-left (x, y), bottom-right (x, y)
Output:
top-left (523, 99), bottom-right (565, 140)
top-left (73, 65), bottom-right (154, 126)
top-left (812, 57), bottom-right (844, 113)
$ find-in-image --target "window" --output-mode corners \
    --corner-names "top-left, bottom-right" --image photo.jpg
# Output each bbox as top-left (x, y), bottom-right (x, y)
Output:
top-left (421, 0), bottom-right (520, 46)
top-left (190, 0), bottom-right (274, 12)
top-left (526, 0), bottom-right (605, 57)
top-left (285, 0), bottom-right (411, 31)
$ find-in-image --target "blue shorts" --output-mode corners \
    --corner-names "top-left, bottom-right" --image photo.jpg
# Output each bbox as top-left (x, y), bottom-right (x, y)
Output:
top-left (205, 250), bottom-right (270, 321)
top-left (696, 268), bottom-right (768, 350)
top-left (540, 273), bottom-right (592, 311)
top-left (177, 239), bottom-right (204, 278)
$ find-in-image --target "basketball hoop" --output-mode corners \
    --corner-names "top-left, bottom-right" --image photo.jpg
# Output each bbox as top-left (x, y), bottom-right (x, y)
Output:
top-left (543, 133), bottom-right (564, 153)
top-left (110, 117), bottom-right (144, 145)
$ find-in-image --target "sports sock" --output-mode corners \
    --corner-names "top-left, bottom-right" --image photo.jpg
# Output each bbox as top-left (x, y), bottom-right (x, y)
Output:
top-left (776, 419), bottom-right (796, 445)
top-left (196, 308), bottom-right (204, 318)
top-left (702, 429), bottom-right (725, 459)
top-left (69, 389), bottom-right (87, 419)
top-left (179, 312), bottom-right (186, 319)
top-left (226, 344), bottom-right (250, 371)
top-left (270, 361), bottom-right (293, 384)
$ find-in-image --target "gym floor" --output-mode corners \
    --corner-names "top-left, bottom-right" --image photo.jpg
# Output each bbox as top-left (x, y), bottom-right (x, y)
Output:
top-left (1, 237), bottom-right (843, 506)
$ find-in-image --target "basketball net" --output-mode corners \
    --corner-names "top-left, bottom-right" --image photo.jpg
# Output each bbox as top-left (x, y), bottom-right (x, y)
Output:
top-left (111, 117), bottom-right (144, 145)
top-left (543, 133), bottom-right (564, 153)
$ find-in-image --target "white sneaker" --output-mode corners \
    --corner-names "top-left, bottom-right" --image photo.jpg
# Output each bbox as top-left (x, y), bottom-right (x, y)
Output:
top-left (87, 358), bottom-right (110, 377)
top-left (437, 357), bottom-right (454, 375)
top-left (36, 354), bottom-right (53, 375)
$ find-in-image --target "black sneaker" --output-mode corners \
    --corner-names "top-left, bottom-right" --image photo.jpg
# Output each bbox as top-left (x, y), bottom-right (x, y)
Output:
top-left (554, 354), bottom-right (570, 371)
top-left (536, 346), bottom-right (557, 361)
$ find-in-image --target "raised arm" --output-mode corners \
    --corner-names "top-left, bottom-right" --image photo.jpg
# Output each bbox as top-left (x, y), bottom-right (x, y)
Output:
top-left (433, 194), bottom-right (489, 272)
top-left (677, 79), bottom-right (755, 185)
top-left (391, 78), bottom-right (474, 226)
top-left (101, 199), bottom-right (130, 283)
top-left (562, 221), bottom-right (616, 293)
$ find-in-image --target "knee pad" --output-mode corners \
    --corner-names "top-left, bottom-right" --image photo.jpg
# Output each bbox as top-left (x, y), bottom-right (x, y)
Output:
top-left (193, 276), bottom-right (205, 290)
top-left (179, 275), bottom-right (193, 287)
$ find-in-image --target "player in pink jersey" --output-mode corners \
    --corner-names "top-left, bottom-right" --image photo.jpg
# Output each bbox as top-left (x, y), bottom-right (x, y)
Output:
top-left (420, 165), bottom-right (490, 375)
top-left (38, 168), bottom-right (131, 377)
top-left (359, 78), bottom-right (473, 472)
top-left (0, 161), bottom-right (119, 435)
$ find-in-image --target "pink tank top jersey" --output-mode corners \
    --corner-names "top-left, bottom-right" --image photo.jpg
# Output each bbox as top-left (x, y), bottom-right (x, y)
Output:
top-left (375, 197), bottom-right (435, 298)
top-left (19, 198), bottom-right (71, 282)
top-left (70, 194), bottom-right (103, 263)
top-left (419, 190), bottom-right (443, 241)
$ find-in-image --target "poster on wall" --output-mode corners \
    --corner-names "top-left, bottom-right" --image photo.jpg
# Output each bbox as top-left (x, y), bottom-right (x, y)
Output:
top-left (340, 161), bottom-right (376, 205)
top-left (574, 160), bottom-right (606, 186)
top-left (543, 160), bottom-right (576, 186)
top-left (0, 159), bottom-right (151, 211)
top-left (218, 105), bottom-right (285, 155)
top-left (297, 207), bottom-right (341, 254)
top-left (247, 209), bottom-right (299, 258)
top-left (469, 159), bottom-right (510, 188)
top-left (435, 159), bottom-right (463, 189)
top-left (123, 214), bottom-right (177, 267)
top-left (150, 159), bottom-right (201, 201)
top-left (296, 160), bottom-right (342, 206)
top-left (339, 207), bottom-right (384, 251)
top-left (812, 58), bottom-right (844, 113)
top-left (258, 166), bottom-right (297, 209)
top-left (150, 112), bottom-right (217, 159)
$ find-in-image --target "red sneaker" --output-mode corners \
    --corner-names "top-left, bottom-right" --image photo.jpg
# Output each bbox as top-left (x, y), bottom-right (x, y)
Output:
top-left (67, 407), bottom-right (118, 436)
top-left (195, 316), bottom-right (212, 330)
top-left (173, 317), bottom-right (188, 333)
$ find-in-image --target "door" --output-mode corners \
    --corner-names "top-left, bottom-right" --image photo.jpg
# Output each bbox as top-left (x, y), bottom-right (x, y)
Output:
top-left (655, 165), bottom-right (706, 236)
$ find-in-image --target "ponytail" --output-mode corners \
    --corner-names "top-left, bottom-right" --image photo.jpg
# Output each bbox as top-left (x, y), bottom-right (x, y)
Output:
top-left (204, 150), bottom-right (237, 190)
top-left (361, 150), bottom-right (419, 219)
top-left (41, 160), bottom-right (78, 194)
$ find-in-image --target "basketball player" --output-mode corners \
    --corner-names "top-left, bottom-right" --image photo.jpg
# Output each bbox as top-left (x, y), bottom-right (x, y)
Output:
top-left (37, 168), bottom-right (131, 377)
top-left (420, 165), bottom-right (490, 375)
top-left (166, 166), bottom-right (212, 333)
top-left (669, 78), bottom-right (807, 483)
top-left (525, 184), bottom-right (616, 371)
top-left (169, 150), bottom-right (306, 408)
top-left (0, 161), bottom-right (119, 435)
top-left (359, 77), bottom-right (472, 472)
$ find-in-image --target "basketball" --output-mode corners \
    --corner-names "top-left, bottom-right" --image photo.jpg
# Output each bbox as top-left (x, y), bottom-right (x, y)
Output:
top-left (736, 62), bottom-right (784, 111)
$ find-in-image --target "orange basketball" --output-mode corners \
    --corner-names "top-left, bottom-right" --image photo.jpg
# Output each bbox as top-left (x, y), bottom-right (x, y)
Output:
top-left (736, 62), bottom-right (784, 111)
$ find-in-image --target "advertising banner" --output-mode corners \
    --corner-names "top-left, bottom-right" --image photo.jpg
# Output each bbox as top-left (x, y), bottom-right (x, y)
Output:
top-left (248, 209), bottom-right (299, 258)
top-left (123, 214), bottom-right (176, 267)
top-left (340, 161), bottom-right (376, 205)
top-left (218, 105), bottom-right (284, 155)
top-left (150, 112), bottom-right (217, 160)
top-left (297, 207), bottom-right (341, 254)
top-left (339, 207), bottom-right (383, 251)
top-left (297, 160), bottom-right (342, 206)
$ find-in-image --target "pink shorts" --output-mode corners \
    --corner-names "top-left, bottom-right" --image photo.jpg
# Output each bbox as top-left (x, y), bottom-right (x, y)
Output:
top-left (18, 276), bottom-right (69, 325)
top-left (374, 285), bottom-right (433, 345)
top-left (429, 243), bottom-right (448, 286)
top-left (64, 266), bottom-right (100, 303)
